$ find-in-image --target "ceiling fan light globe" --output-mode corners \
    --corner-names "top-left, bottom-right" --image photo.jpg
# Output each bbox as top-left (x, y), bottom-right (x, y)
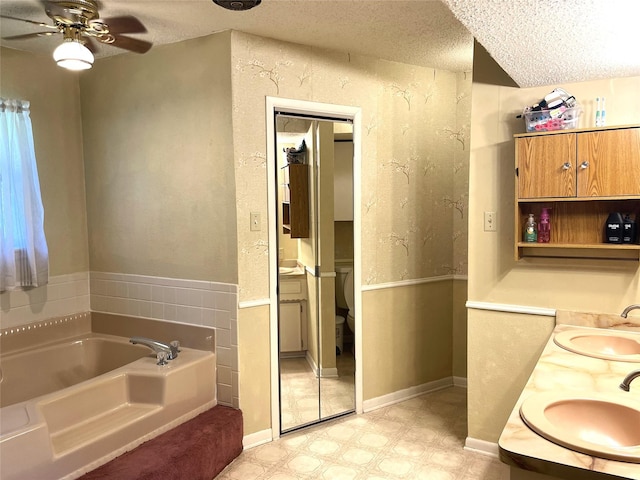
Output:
top-left (53, 39), bottom-right (94, 70)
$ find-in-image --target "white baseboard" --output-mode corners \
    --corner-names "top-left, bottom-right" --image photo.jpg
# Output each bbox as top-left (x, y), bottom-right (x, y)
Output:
top-left (242, 428), bottom-right (272, 449)
top-left (464, 437), bottom-right (500, 458)
top-left (305, 351), bottom-right (318, 377)
top-left (363, 377), bottom-right (455, 412)
top-left (320, 367), bottom-right (338, 378)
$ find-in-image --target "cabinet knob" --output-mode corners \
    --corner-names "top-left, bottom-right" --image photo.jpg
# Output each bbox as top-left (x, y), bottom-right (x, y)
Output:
top-left (580, 161), bottom-right (590, 169)
top-left (562, 162), bottom-right (572, 170)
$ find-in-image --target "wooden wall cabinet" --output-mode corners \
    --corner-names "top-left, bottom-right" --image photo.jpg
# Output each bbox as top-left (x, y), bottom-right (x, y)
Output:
top-left (282, 163), bottom-right (309, 238)
top-left (515, 125), bottom-right (640, 260)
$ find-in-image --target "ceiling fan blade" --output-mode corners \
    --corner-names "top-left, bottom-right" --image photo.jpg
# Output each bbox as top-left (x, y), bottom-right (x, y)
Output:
top-left (102, 15), bottom-right (147, 34)
top-left (2, 31), bottom-right (58, 41)
top-left (102, 34), bottom-right (152, 54)
top-left (0, 14), bottom-right (56, 29)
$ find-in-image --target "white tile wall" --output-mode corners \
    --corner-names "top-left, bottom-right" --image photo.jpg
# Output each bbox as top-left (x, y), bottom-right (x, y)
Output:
top-left (0, 271), bottom-right (239, 409)
top-left (0, 272), bottom-right (90, 330)
top-left (89, 272), bottom-right (239, 408)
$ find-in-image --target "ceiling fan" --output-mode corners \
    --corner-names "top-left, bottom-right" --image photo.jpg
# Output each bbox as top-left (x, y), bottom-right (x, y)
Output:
top-left (1, 0), bottom-right (152, 70)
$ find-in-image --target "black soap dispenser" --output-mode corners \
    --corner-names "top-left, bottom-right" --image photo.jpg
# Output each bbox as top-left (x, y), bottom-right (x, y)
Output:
top-left (605, 212), bottom-right (624, 243)
top-left (622, 214), bottom-right (638, 244)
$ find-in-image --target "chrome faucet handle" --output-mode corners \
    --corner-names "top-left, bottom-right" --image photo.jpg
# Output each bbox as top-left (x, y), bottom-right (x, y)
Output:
top-left (156, 351), bottom-right (168, 366)
top-left (169, 340), bottom-right (180, 359)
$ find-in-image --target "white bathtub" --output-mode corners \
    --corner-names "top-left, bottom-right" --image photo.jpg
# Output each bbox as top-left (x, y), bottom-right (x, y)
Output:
top-left (0, 333), bottom-right (216, 480)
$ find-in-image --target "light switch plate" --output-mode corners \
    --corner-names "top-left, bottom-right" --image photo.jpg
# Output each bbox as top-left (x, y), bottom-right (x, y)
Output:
top-left (250, 212), bottom-right (261, 231)
top-left (484, 211), bottom-right (496, 231)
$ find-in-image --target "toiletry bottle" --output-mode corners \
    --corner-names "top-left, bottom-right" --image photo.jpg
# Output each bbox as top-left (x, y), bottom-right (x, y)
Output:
top-left (538, 208), bottom-right (551, 243)
top-left (622, 214), bottom-right (638, 244)
top-left (524, 214), bottom-right (537, 242)
top-left (605, 212), bottom-right (624, 243)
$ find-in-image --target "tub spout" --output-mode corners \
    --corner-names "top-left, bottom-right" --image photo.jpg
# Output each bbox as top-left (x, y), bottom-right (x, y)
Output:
top-left (130, 337), bottom-right (180, 362)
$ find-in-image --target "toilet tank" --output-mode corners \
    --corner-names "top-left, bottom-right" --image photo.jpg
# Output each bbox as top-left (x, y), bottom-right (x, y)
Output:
top-left (335, 266), bottom-right (352, 309)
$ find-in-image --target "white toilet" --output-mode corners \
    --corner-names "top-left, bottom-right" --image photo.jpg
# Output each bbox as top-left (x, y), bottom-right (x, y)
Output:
top-left (335, 266), bottom-right (355, 337)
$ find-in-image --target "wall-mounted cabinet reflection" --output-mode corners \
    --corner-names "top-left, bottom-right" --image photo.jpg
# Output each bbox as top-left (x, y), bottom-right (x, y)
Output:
top-left (282, 164), bottom-right (309, 238)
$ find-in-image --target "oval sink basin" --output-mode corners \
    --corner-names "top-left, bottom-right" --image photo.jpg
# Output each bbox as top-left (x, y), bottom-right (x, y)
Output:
top-left (520, 392), bottom-right (640, 463)
top-left (554, 329), bottom-right (640, 362)
top-left (279, 267), bottom-right (296, 274)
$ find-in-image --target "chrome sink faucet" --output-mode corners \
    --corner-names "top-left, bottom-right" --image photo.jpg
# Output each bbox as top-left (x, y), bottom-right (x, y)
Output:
top-left (130, 337), bottom-right (180, 365)
top-left (620, 304), bottom-right (640, 318)
top-left (620, 370), bottom-right (640, 392)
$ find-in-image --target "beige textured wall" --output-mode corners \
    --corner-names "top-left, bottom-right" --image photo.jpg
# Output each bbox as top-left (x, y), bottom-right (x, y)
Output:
top-left (238, 305), bottom-right (271, 435)
top-left (79, 32), bottom-right (238, 283)
top-left (468, 46), bottom-right (640, 442)
top-left (231, 31), bottom-right (469, 301)
top-left (230, 31), bottom-right (470, 426)
top-left (468, 310), bottom-right (554, 442)
top-left (362, 281), bottom-right (453, 400)
top-left (0, 47), bottom-right (89, 277)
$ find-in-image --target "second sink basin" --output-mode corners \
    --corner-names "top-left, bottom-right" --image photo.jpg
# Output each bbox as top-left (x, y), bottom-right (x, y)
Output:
top-left (554, 328), bottom-right (640, 362)
top-left (520, 392), bottom-right (640, 463)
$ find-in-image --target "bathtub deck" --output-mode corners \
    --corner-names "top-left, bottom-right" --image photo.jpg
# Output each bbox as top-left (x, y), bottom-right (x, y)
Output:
top-left (52, 403), bottom-right (161, 454)
top-left (80, 404), bottom-right (243, 480)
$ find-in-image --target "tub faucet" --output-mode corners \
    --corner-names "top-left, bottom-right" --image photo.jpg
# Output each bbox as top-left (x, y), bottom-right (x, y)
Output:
top-left (620, 369), bottom-right (640, 392)
top-left (620, 304), bottom-right (640, 318)
top-left (130, 337), bottom-right (180, 365)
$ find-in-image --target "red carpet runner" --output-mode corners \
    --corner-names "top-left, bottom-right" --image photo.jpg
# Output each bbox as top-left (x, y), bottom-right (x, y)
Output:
top-left (81, 405), bottom-right (243, 480)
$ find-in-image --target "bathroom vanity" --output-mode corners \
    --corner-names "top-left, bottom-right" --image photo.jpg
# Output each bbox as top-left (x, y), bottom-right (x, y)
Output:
top-left (278, 265), bottom-right (308, 352)
top-left (499, 317), bottom-right (640, 479)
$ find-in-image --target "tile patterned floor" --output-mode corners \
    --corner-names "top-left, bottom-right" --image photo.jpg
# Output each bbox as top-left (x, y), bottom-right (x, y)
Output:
top-left (280, 351), bottom-right (355, 431)
top-left (218, 387), bottom-right (509, 479)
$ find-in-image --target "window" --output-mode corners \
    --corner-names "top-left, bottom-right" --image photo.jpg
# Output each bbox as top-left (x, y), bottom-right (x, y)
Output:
top-left (0, 98), bottom-right (48, 291)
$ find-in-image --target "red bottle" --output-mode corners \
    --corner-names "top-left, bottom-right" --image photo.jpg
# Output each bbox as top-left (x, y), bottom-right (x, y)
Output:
top-left (538, 208), bottom-right (551, 243)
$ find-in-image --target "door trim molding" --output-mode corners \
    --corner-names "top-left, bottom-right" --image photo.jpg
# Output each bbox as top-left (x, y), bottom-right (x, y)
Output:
top-left (266, 96), bottom-right (363, 439)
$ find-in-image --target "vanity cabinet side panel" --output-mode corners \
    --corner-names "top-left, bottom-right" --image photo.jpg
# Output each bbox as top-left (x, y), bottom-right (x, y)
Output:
top-left (516, 134), bottom-right (576, 199)
top-left (577, 128), bottom-right (640, 197)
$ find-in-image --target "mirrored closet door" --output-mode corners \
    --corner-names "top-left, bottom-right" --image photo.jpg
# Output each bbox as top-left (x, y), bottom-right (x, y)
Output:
top-left (275, 113), bottom-right (355, 433)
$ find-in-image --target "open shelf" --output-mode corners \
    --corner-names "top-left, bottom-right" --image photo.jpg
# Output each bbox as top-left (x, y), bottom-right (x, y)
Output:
top-left (517, 242), bottom-right (640, 260)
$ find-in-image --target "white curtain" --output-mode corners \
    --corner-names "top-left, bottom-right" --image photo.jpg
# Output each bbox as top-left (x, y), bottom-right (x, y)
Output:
top-left (0, 98), bottom-right (49, 291)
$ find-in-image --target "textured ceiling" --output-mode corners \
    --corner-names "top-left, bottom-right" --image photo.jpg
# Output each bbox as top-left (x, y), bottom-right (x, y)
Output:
top-left (442, 0), bottom-right (640, 87)
top-left (2, 1), bottom-right (639, 88)
top-left (0, 0), bottom-right (474, 73)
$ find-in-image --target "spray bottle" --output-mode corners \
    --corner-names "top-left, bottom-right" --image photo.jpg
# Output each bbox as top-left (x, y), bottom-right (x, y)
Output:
top-left (538, 208), bottom-right (551, 243)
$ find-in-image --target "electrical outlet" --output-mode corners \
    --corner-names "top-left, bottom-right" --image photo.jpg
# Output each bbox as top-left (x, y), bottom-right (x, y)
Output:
top-left (484, 211), bottom-right (496, 232)
top-left (250, 212), bottom-right (261, 231)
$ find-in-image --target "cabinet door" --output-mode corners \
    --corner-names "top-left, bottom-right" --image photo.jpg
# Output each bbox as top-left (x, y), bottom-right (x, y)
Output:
top-left (577, 128), bottom-right (640, 197)
top-left (279, 302), bottom-right (302, 352)
top-left (517, 134), bottom-right (576, 198)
